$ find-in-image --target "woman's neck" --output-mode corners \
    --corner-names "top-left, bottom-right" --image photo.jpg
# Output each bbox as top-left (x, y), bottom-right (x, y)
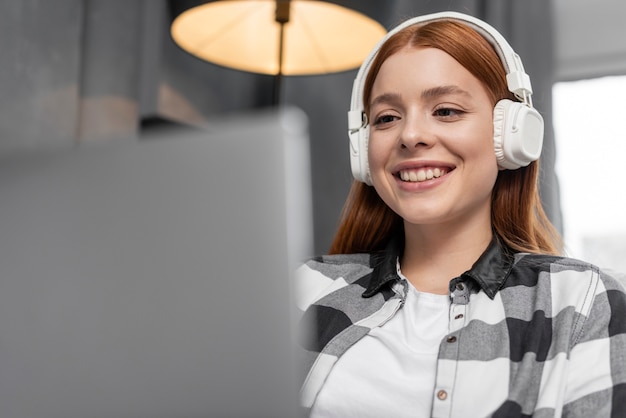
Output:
top-left (399, 219), bottom-right (493, 294)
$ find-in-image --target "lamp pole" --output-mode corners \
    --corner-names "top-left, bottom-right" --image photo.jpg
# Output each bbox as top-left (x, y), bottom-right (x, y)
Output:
top-left (273, 0), bottom-right (290, 105)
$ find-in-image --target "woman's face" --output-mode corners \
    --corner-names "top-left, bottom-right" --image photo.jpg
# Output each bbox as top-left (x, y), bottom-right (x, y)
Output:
top-left (367, 46), bottom-right (499, 229)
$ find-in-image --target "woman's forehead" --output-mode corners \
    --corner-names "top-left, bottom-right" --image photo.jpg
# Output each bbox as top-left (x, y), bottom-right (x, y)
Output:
top-left (370, 48), bottom-right (486, 98)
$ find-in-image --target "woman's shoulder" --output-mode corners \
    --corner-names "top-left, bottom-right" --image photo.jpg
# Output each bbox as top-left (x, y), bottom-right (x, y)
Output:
top-left (514, 252), bottom-right (626, 293)
top-left (510, 253), bottom-right (626, 344)
top-left (297, 253), bottom-right (374, 280)
top-left (293, 253), bottom-right (376, 311)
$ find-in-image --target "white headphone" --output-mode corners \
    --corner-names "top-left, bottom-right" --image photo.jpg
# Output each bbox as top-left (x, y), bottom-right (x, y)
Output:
top-left (347, 11), bottom-right (544, 185)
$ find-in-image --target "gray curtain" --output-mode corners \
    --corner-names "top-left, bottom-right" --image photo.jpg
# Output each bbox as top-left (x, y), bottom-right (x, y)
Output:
top-left (0, 0), bottom-right (560, 254)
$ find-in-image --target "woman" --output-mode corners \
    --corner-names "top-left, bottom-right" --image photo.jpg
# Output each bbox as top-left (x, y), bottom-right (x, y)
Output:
top-left (295, 11), bottom-right (626, 418)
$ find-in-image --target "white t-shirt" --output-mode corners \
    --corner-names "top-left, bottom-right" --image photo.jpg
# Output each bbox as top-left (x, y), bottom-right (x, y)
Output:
top-left (310, 277), bottom-right (451, 417)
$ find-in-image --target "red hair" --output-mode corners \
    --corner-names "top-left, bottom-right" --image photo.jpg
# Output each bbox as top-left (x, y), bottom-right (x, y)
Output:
top-left (329, 20), bottom-right (561, 255)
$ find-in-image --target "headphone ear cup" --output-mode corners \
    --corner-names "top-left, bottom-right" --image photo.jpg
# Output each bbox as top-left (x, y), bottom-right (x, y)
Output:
top-left (493, 100), bottom-right (509, 169)
top-left (493, 99), bottom-right (544, 170)
top-left (349, 126), bottom-right (373, 185)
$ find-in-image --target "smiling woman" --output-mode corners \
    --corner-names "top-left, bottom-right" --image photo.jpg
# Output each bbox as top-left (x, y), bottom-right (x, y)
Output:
top-left (294, 11), bottom-right (626, 418)
top-left (337, 18), bottom-right (556, 257)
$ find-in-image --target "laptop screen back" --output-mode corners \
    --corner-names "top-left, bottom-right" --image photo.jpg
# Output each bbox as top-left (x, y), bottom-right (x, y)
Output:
top-left (0, 107), bottom-right (312, 417)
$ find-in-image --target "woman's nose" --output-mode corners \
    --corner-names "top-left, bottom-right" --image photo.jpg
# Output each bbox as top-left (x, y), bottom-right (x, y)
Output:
top-left (399, 117), bottom-right (432, 149)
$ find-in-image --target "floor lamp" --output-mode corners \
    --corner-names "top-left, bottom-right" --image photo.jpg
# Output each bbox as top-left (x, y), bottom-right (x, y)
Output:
top-left (170, 0), bottom-right (386, 105)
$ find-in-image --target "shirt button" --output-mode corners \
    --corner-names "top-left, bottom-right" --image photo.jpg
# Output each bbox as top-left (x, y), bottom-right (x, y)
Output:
top-left (437, 390), bottom-right (448, 400)
top-left (446, 335), bottom-right (457, 343)
top-left (455, 283), bottom-right (465, 291)
top-left (454, 314), bottom-right (464, 319)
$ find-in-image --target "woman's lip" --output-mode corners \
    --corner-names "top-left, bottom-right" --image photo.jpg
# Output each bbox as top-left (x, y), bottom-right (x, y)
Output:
top-left (393, 169), bottom-right (451, 189)
top-left (391, 161), bottom-right (456, 173)
top-left (391, 161), bottom-right (456, 174)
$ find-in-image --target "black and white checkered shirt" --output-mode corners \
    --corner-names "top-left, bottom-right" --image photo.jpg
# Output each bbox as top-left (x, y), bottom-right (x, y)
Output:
top-left (295, 237), bottom-right (626, 417)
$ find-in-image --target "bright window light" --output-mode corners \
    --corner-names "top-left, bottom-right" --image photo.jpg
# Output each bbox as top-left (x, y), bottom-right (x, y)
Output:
top-left (553, 75), bottom-right (626, 273)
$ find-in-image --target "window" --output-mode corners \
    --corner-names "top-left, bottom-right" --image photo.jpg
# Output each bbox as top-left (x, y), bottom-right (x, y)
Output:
top-left (553, 76), bottom-right (626, 274)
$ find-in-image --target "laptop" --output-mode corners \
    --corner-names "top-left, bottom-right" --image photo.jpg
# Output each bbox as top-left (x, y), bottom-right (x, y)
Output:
top-left (0, 107), bottom-right (313, 417)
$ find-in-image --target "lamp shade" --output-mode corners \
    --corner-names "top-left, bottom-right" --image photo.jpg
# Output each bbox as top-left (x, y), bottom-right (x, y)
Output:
top-left (170, 0), bottom-right (387, 76)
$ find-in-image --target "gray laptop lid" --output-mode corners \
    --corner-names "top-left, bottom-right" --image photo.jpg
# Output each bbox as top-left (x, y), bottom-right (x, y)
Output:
top-left (0, 107), bottom-right (312, 417)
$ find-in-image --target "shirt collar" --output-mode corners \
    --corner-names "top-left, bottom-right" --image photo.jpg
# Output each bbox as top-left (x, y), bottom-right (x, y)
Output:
top-left (459, 236), bottom-right (516, 299)
top-left (361, 236), bottom-right (403, 298)
top-left (362, 234), bottom-right (515, 299)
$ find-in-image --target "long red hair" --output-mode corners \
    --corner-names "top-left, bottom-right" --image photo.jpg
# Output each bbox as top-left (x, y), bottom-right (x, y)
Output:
top-left (329, 20), bottom-right (562, 255)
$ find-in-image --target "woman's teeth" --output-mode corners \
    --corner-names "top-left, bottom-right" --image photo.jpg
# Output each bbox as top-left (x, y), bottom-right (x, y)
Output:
top-left (399, 168), bottom-right (446, 182)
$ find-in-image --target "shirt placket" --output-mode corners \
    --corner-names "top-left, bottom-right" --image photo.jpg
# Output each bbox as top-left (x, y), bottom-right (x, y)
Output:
top-left (431, 281), bottom-right (470, 418)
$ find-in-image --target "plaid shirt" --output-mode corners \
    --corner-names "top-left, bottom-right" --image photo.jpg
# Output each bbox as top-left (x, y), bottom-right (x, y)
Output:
top-left (294, 237), bottom-right (626, 417)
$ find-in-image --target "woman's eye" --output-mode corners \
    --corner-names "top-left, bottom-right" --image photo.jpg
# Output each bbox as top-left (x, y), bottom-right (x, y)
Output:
top-left (373, 114), bottom-right (398, 125)
top-left (434, 107), bottom-right (464, 118)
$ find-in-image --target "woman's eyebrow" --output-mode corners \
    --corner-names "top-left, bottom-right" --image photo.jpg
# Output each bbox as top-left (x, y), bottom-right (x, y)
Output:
top-left (421, 85), bottom-right (471, 100)
top-left (370, 86), bottom-right (471, 109)
top-left (369, 92), bottom-right (402, 109)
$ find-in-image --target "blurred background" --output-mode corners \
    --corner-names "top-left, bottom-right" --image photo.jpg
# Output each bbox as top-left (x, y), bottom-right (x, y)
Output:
top-left (1, 0), bottom-right (625, 267)
top-left (1, 1), bottom-right (625, 416)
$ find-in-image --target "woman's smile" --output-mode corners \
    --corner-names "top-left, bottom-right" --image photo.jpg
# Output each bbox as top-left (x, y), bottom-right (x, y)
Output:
top-left (397, 167), bottom-right (448, 182)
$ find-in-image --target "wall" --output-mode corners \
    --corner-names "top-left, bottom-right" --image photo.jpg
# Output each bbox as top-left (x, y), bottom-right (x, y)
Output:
top-left (553, 0), bottom-right (626, 81)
